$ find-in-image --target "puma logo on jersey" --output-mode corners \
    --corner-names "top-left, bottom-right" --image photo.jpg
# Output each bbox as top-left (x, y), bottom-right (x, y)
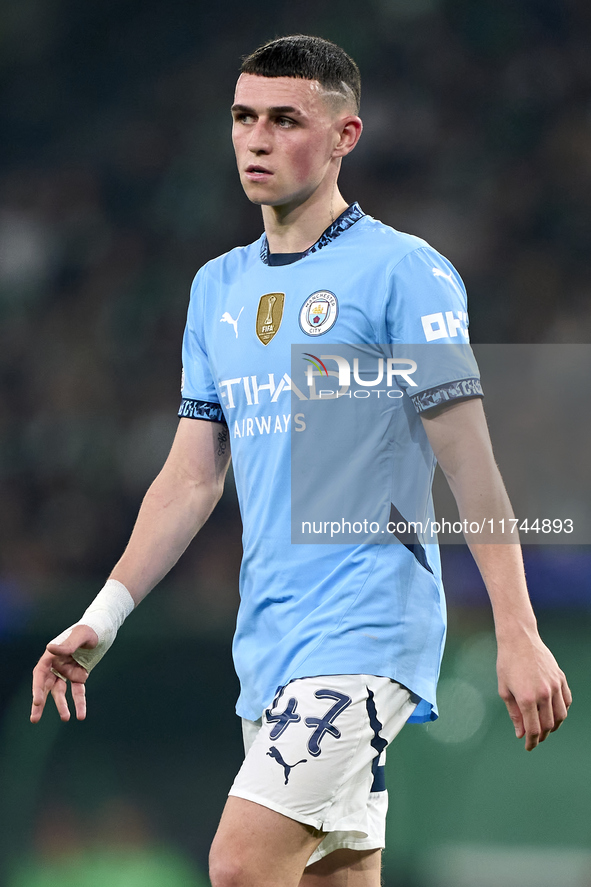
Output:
top-left (432, 267), bottom-right (454, 282)
top-left (267, 746), bottom-right (307, 785)
top-left (220, 307), bottom-right (244, 338)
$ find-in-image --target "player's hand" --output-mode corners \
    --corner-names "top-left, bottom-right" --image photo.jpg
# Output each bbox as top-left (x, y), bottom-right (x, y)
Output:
top-left (30, 625), bottom-right (98, 724)
top-left (496, 632), bottom-right (572, 751)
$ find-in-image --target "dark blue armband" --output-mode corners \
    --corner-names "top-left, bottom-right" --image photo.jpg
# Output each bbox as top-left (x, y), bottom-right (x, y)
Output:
top-left (178, 398), bottom-right (225, 423)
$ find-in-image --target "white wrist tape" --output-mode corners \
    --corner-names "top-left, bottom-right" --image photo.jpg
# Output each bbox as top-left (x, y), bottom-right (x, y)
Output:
top-left (50, 579), bottom-right (135, 673)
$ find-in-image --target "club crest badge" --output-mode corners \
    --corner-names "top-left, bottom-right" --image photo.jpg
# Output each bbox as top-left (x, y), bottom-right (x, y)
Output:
top-left (256, 292), bottom-right (285, 345)
top-left (299, 291), bottom-right (338, 336)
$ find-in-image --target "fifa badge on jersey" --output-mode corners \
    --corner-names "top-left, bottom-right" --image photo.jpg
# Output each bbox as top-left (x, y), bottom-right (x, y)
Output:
top-left (256, 292), bottom-right (285, 345)
top-left (299, 291), bottom-right (338, 336)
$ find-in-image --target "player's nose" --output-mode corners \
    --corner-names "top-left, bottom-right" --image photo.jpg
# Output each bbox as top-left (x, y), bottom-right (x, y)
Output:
top-left (246, 120), bottom-right (272, 154)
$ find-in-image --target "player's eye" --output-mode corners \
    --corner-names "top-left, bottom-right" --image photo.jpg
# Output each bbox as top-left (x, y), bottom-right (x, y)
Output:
top-left (276, 117), bottom-right (295, 128)
top-left (234, 113), bottom-right (255, 125)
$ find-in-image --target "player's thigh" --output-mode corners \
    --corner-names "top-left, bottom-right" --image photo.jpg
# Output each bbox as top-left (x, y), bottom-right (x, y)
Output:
top-left (209, 796), bottom-right (324, 887)
top-left (300, 848), bottom-right (382, 887)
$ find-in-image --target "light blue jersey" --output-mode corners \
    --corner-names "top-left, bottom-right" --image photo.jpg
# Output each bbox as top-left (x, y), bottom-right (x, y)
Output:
top-left (180, 205), bottom-right (482, 723)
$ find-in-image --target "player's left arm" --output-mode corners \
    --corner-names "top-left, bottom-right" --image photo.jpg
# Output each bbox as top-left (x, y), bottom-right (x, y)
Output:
top-left (421, 397), bottom-right (572, 751)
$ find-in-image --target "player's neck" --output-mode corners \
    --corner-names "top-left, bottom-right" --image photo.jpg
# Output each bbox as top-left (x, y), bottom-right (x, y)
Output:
top-left (261, 187), bottom-right (349, 255)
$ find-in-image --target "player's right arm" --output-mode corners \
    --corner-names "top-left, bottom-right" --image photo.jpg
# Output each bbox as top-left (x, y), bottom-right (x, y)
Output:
top-left (30, 416), bottom-right (230, 724)
top-left (109, 416), bottom-right (230, 600)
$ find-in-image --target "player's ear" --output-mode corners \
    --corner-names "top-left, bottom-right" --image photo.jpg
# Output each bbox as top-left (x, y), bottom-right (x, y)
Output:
top-left (333, 116), bottom-right (363, 158)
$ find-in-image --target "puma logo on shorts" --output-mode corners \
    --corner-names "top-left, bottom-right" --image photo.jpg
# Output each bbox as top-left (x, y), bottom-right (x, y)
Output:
top-left (266, 746), bottom-right (307, 784)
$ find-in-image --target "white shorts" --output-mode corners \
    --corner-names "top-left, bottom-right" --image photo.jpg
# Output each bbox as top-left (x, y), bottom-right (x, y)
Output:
top-left (229, 674), bottom-right (418, 866)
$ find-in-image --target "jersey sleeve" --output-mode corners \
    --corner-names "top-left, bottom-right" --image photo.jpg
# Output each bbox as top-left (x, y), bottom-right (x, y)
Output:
top-left (385, 245), bottom-right (483, 412)
top-left (178, 269), bottom-right (225, 423)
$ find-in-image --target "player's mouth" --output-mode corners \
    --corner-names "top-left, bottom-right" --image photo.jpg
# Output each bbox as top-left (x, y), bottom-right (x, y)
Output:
top-left (245, 165), bottom-right (273, 182)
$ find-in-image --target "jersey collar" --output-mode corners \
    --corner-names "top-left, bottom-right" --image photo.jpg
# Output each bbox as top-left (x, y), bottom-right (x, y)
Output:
top-left (259, 202), bottom-right (365, 266)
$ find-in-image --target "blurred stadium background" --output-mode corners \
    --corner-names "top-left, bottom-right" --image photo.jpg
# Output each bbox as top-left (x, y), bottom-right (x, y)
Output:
top-left (1, 0), bottom-right (590, 884)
